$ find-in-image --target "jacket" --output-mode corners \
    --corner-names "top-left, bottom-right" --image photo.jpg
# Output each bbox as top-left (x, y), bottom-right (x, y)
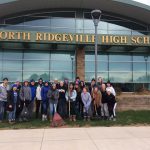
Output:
top-left (20, 86), bottom-right (32, 101)
top-left (101, 91), bottom-right (108, 104)
top-left (81, 92), bottom-right (91, 109)
top-left (65, 90), bottom-right (77, 102)
top-left (0, 84), bottom-right (8, 102)
top-left (7, 90), bottom-right (21, 111)
top-left (30, 85), bottom-right (36, 101)
top-left (91, 90), bottom-right (102, 107)
top-left (36, 85), bottom-right (42, 100)
top-left (58, 85), bottom-right (66, 100)
top-left (41, 86), bottom-right (50, 102)
top-left (106, 93), bottom-right (116, 105)
top-left (47, 89), bottom-right (59, 104)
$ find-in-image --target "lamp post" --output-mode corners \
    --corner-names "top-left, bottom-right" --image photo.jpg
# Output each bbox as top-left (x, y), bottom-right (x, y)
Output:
top-left (70, 55), bottom-right (74, 82)
top-left (91, 9), bottom-right (102, 84)
top-left (144, 55), bottom-right (148, 84)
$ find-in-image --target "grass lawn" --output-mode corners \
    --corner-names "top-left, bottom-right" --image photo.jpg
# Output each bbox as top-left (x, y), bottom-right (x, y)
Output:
top-left (0, 110), bottom-right (150, 129)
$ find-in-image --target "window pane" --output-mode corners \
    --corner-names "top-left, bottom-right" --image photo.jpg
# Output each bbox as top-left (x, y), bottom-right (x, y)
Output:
top-left (23, 60), bottom-right (49, 71)
top-left (24, 50), bottom-right (49, 60)
top-left (23, 71), bottom-right (49, 81)
top-left (133, 63), bottom-right (146, 71)
top-left (50, 72), bottom-right (73, 81)
top-left (109, 62), bottom-right (132, 71)
top-left (3, 72), bottom-right (22, 82)
top-left (133, 72), bottom-right (146, 83)
top-left (50, 60), bottom-right (72, 71)
top-left (3, 60), bottom-right (22, 71)
top-left (133, 55), bottom-right (145, 61)
top-left (109, 54), bottom-right (131, 61)
top-left (3, 50), bottom-right (23, 60)
top-left (109, 72), bottom-right (132, 82)
top-left (51, 53), bottom-right (74, 61)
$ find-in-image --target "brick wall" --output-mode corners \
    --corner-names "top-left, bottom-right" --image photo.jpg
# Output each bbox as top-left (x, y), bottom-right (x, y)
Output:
top-left (76, 48), bottom-right (85, 81)
top-left (116, 95), bottom-right (150, 111)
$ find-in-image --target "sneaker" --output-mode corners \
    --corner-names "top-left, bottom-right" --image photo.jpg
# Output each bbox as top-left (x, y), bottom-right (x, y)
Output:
top-left (113, 117), bottom-right (116, 121)
top-left (42, 115), bottom-right (45, 121)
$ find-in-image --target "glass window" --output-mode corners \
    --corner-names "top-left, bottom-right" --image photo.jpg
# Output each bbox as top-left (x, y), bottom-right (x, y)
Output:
top-left (3, 60), bottom-right (22, 71)
top-left (85, 61), bottom-right (108, 72)
top-left (133, 55), bottom-right (145, 61)
top-left (133, 72), bottom-right (146, 83)
top-left (23, 60), bottom-right (49, 71)
top-left (109, 62), bottom-right (132, 71)
top-left (23, 71), bottom-right (49, 81)
top-left (109, 54), bottom-right (131, 62)
top-left (50, 72), bottom-right (73, 81)
top-left (3, 50), bottom-right (23, 60)
top-left (3, 71), bottom-right (22, 82)
top-left (133, 63), bottom-right (146, 71)
top-left (76, 19), bottom-right (84, 33)
top-left (0, 72), bottom-right (2, 81)
top-left (24, 50), bottom-right (49, 60)
top-left (109, 72), bottom-right (132, 82)
top-left (85, 72), bottom-right (108, 82)
top-left (50, 60), bottom-right (72, 71)
top-left (51, 52), bottom-right (74, 61)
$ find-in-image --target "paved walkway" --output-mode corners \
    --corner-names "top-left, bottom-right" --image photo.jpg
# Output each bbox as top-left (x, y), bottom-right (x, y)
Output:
top-left (0, 127), bottom-right (150, 150)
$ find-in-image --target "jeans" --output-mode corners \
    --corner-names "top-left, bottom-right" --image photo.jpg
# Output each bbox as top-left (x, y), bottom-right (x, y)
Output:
top-left (0, 101), bottom-right (5, 121)
top-left (101, 103), bottom-right (109, 117)
top-left (8, 104), bottom-right (16, 121)
top-left (42, 101), bottom-right (48, 115)
top-left (49, 103), bottom-right (57, 117)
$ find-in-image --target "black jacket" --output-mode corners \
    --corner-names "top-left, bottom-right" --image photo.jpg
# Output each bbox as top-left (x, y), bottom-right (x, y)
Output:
top-left (101, 91), bottom-right (108, 104)
top-left (7, 90), bottom-right (21, 111)
top-left (106, 93), bottom-right (116, 105)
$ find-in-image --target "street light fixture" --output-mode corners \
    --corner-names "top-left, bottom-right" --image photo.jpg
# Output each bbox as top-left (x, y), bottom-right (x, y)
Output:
top-left (91, 9), bottom-right (102, 84)
top-left (70, 55), bottom-right (74, 82)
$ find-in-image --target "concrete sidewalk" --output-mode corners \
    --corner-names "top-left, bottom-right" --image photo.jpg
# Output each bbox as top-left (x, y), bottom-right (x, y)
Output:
top-left (0, 127), bottom-right (150, 150)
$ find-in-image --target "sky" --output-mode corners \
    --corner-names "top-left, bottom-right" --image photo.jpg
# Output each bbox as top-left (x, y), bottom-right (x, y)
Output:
top-left (133, 0), bottom-right (150, 6)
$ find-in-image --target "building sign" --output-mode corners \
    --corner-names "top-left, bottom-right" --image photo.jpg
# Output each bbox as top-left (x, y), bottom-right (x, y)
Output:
top-left (0, 30), bottom-right (150, 46)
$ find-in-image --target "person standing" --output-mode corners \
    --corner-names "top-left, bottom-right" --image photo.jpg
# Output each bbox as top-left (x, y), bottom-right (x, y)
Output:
top-left (41, 81), bottom-right (50, 121)
top-left (91, 86), bottom-right (102, 117)
top-left (7, 86), bottom-right (21, 124)
top-left (47, 83), bottom-right (59, 122)
top-left (58, 81), bottom-right (67, 119)
top-left (19, 81), bottom-right (32, 111)
top-left (81, 87), bottom-right (92, 121)
top-left (0, 78), bottom-right (9, 122)
top-left (106, 88), bottom-right (117, 121)
top-left (35, 78), bottom-right (43, 118)
top-left (101, 84), bottom-right (109, 120)
top-left (65, 83), bottom-right (77, 122)
top-left (75, 82), bottom-right (83, 118)
top-left (29, 79), bottom-right (36, 119)
top-left (106, 80), bottom-right (116, 96)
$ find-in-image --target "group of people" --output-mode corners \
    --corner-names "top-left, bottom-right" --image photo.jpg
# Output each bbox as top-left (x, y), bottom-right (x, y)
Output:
top-left (0, 76), bottom-right (117, 124)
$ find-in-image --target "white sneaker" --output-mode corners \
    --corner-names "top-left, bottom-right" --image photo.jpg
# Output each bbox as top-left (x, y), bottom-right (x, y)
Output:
top-left (42, 115), bottom-right (45, 121)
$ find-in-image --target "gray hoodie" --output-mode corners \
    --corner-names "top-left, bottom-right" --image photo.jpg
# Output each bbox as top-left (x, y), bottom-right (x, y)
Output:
top-left (20, 86), bottom-right (32, 101)
top-left (0, 84), bottom-right (7, 102)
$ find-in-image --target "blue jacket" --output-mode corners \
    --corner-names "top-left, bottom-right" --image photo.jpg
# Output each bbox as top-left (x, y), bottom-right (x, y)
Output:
top-left (41, 86), bottom-right (50, 102)
top-left (30, 85), bottom-right (36, 101)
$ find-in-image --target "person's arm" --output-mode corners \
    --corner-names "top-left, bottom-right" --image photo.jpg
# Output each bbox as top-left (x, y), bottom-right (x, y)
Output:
top-left (65, 91), bottom-right (69, 101)
top-left (86, 93), bottom-right (92, 107)
top-left (55, 90), bottom-right (59, 100)
top-left (47, 90), bottom-right (51, 99)
top-left (81, 93), bottom-right (86, 106)
top-left (41, 87), bottom-right (44, 100)
top-left (19, 87), bottom-right (23, 100)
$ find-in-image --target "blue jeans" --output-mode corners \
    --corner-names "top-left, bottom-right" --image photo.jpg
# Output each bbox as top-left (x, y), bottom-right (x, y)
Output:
top-left (42, 101), bottom-right (48, 115)
top-left (49, 103), bottom-right (57, 117)
top-left (0, 101), bottom-right (5, 121)
top-left (8, 104), bottom-right (16, 121)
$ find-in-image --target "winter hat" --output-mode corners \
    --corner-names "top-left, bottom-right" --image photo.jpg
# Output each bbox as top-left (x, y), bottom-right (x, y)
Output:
top-left (44, 81), bottom-right (49, 84)
top-left (30, 79), bottom-right (35, 82)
